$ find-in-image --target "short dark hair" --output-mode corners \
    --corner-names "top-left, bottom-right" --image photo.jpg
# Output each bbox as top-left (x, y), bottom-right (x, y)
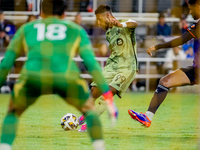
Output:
top-left (41, 0), bottom-right (67, 16)
top-left (95, 5), bottom-right (112, 15)
top-left (188, 0), bottom-right (200, 5)
top-left (158, 13), bottom-right (165, 18)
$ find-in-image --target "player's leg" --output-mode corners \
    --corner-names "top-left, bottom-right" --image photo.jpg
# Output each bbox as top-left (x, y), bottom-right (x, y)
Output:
top-left (79, 70), bottom-right (136, 130)
top-left (0, 97), bottom-right (21, 150)
top-left (0, 80), bottom-right (39, 150)
top-left (78, 85), bottom-right (117, 132)
top-left (57, 79), bottom-right (105, 150)
top-left (93, 70), bottom-right (136, 116)
top-left (78, 85), bottom-right (117, 127)
top-left (79, 97), bottom-right (105, 150)
top-left (92, 85), bottom-right (118, 116)
top-left (78, 86), bottom-right (102, 125)
top-left (129, 68), bottom-right (192, 127)
top-left (78, 72), bottom-right (116, 126)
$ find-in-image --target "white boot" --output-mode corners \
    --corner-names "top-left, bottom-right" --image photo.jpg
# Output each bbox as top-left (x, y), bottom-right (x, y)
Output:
top-left (0, 143), bottom-right (12, 150)
top-left (92, 140), bottom-right (105, 150)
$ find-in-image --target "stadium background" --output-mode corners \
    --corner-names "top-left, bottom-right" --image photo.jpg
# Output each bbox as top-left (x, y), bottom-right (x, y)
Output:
top-left (0, 0), bottom-right (200, 150)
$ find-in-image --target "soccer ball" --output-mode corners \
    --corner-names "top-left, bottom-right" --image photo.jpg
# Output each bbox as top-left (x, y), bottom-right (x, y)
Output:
top-left (60, 113), bottom-right (79, 131)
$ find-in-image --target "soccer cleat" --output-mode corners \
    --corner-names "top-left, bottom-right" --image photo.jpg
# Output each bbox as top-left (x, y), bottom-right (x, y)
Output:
top-left (78, 124), bottom-right (87, 132)
top-left (78, 115), bottom-right (85, 125)
top-left (128, 109), bottom-right (151, 127)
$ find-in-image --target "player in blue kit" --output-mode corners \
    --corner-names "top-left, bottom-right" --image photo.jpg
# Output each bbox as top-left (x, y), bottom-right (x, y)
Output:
top-left (128, 0), bottom-right (200, 127)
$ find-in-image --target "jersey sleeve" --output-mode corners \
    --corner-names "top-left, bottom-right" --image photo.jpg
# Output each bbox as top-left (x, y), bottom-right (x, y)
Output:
top-left (125, 19), bottom-right (137, 23)
top-left (78, 28), bottom-right (109, 93)
top-left (0, 25), bottom-right (24, 87)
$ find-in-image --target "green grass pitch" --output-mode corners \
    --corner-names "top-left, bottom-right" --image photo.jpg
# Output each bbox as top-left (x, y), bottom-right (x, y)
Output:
top-left (0, 93), bottom-right (199, 150)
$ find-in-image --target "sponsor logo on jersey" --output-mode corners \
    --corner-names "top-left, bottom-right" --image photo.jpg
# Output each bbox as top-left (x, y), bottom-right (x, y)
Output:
top-left (117, 38), bottom-right (123, 46)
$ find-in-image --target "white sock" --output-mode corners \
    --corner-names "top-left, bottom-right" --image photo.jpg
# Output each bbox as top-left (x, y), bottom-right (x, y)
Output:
top-left (0, 143), bottom-right (12, 150)
top-left (95, 97), bottom-right (107, 116)
top-left (92, 139), bottom-right (105, 150)
top-left (145, 111), bottom-right (154, 121)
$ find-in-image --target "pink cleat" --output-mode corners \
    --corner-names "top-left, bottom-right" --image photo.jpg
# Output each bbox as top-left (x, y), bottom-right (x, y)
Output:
top-left (78, 115), bottom-right (85, 125)
top-left (78, 124), bottom-right (87, 132)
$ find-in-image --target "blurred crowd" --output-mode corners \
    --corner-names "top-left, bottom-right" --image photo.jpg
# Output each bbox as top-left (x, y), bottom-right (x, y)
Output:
top-left (0, 0), bottom-right (196, 93)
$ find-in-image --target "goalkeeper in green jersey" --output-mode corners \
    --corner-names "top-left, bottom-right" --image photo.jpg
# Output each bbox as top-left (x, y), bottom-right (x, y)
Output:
top-left (0, 1), bottom-right (118, 150)
top-left (78, 4), bottom-right (138, 132)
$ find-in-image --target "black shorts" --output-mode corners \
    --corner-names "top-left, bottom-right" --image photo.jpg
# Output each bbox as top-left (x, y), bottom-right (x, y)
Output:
top-left (180, 66), bottom-right (196, 84)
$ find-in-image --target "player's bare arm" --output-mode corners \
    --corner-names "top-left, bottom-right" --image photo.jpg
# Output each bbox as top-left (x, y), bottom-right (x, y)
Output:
top-left (147, 31), bottom-right (193, 56)
top-left (126, 21), bottom-right (138, 28)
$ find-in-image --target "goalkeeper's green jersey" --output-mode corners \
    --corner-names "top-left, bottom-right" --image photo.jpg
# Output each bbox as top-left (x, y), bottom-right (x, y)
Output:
top-left (105, 19), bottom-right (138, 71)
top-left (0, 17), bottom-right (109, 93)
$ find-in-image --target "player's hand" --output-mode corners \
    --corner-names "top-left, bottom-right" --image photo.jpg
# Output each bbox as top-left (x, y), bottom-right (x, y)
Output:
top-left (109, 18), bottom-right (122, 28)
top-left (102, 91), bottom-right (118, 127)
top-left (147, 45), bottom-right (156, 57)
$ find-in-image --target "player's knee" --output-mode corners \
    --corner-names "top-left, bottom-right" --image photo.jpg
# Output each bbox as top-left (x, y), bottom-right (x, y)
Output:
top-left (80, 97), bottom-right (95, 114)
top-left (98, 98), bottom-right (107, 106)
top-left (109, 86), bottom-right (118, 95)
top-left (8, 99), bottom-right (25, 116)
top-left (91, 87), bottom-right (101, 99)
top-left (8, 107), bottom-right (24, 116)
top-left (159, 77), bottom-right (170, 88)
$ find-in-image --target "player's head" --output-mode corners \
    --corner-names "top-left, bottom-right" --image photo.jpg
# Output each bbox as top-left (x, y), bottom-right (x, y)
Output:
top-left (40, 0), bottom-right (67, 18)
top-left (95, 5), bottom-right (113, 30)
top-left (188, 0), bottom-right (200, 20)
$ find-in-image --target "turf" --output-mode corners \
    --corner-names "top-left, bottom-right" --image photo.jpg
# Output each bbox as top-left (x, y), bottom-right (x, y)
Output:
top-left (0, 93), bottom-right (199, 150)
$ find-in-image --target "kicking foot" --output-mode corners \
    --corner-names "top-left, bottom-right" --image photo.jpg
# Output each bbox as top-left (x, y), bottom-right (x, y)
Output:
top-left (78, 124), bottom-right (87, 132)
top-left (128, 109), bottom-right (151, 127)
top-left (78, 115), bottom-right (85, 125)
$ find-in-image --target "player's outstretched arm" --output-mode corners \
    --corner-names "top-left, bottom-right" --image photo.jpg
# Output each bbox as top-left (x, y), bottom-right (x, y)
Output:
top-left (122, 20), bottom-right (138, 28)
top-left (147, 31), bottom-right (193, 56)
top-left (109, 18), bottom-right (138, 28)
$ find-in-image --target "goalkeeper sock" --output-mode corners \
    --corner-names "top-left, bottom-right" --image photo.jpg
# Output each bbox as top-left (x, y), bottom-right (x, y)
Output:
top-left (0, 111), bottom-right (19, 145)
top-left (92, 139), bottom-right (105, 150)
top-left (95, 96), bottom-right (107, 116)
top-left (85, 111), bottom-right (103, 141)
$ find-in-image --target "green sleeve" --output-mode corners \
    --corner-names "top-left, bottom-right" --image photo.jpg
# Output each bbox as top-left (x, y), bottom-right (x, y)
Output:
top-left (0, 26), bottom-right (24, 87)
top-left (78, 28), bottom-right (109, 93)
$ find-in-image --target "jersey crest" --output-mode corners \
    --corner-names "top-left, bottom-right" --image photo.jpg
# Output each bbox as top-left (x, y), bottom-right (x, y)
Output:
top-left (117, 38), bottom-right (123, 46)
